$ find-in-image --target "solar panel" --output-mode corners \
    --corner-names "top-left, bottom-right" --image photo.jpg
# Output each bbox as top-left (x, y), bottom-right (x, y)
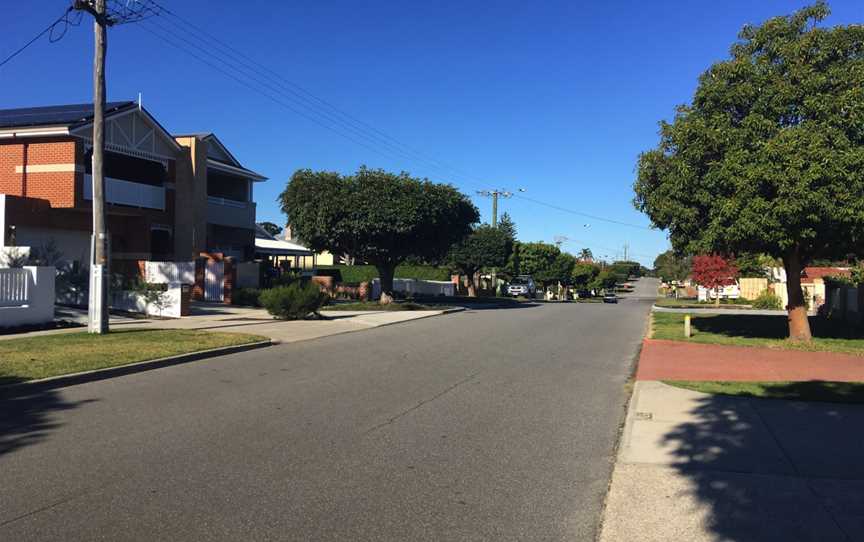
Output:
top-left (0, 101), bottom-right (134, 128)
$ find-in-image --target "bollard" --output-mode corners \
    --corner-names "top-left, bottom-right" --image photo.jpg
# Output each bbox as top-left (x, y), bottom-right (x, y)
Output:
top-left (684, 314), bottom-right (691, 338)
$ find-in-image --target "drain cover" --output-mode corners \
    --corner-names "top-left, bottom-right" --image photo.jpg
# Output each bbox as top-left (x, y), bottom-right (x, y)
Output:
top-left (634, 411), bottom-right (653, 420)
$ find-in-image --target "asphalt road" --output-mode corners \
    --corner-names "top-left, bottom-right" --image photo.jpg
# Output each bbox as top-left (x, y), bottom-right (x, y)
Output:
top-left (0, 279), bottom-right (658, 541)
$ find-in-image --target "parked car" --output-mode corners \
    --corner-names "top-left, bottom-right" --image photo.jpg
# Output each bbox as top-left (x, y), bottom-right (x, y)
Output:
top-left (603, 291), bottom-right (618, 304)
top-left (507, 276), bottom-right (536, 298)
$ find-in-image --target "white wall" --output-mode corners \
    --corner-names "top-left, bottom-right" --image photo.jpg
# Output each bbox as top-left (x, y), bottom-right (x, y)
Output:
top-left (0, 266), bottom-right (55, 328)
top-left (371, 278), bottom-right (455, 299)
top-left (110, 282), bottom-right (183, 318)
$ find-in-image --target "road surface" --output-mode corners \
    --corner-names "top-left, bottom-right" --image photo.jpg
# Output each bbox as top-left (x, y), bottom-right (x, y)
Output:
top-left (0, 279), bottom-right (657, 541)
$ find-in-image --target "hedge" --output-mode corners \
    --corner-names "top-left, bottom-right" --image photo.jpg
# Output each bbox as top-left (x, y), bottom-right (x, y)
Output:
top-left (316, 264), bottom-right (451, 284)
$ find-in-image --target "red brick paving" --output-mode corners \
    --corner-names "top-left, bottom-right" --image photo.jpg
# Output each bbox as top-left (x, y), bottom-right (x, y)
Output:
top-left (636, 339), bottom-right (864, 382)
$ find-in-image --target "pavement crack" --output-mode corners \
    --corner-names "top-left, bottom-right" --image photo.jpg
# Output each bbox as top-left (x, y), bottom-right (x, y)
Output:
top-left (364, 372), bottom-right (480, 435)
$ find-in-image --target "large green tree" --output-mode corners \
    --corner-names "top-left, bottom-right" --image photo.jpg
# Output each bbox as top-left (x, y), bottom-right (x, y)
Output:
top-left (634, 3), bottom-right (864, 340)
top-left (448, 225), bottom-right (512, 296)
top-left (517, 242), bottom-right (575, 286)
top-left (653, 250), bottom-right (692, 282)
top-left (280, 167), bottom-right (478, 300)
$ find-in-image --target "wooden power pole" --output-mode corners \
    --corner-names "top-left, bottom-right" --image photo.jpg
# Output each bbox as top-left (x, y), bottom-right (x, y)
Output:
top-left (75, 0), bottom-right (109, 334)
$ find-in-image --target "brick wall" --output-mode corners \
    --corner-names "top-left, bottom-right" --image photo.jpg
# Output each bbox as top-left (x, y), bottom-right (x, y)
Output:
top-left (0, 139), bottom-right (78, 207)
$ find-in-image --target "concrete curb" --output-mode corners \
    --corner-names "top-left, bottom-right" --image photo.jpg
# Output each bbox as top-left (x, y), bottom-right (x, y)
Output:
top-left (0, 340), bottom-right (273, 394)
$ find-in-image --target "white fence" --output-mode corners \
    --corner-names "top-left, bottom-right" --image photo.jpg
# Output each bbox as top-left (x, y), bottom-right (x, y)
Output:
top-left (697, 283), bottom-right (741, 302)
top-left (0, 266), bottom-right (55, 328)
top-left (145, 261), bottom-right (195, 284)
top-left (371, 278), bottom-right (455, 299)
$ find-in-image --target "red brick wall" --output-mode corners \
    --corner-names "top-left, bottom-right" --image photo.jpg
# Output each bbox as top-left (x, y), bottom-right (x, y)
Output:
top-left (0, 139), bottom-right (77, 207)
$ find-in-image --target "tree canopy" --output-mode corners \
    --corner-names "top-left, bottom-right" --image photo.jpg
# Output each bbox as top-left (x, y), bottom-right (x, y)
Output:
top-left (653, 250), bottom-right (692, 282)
top-left (280, 167), bottom-right (478, 298)
top-left (634, 2), bottom-right (864, 339)
top-left (258, 221), bottom-right (282, 237)
top-left (448, 225), bottom-right (512, 296)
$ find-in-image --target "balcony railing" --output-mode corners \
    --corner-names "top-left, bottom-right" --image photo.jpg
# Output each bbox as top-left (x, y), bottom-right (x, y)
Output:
top-left (207, 196), bottom-right (255, 228)
top-left (84, 175), bottom-right (165, 210)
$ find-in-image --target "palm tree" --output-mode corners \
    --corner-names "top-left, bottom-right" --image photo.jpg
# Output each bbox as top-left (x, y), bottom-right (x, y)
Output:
top-left (578, 248), bottom-right (593, 262)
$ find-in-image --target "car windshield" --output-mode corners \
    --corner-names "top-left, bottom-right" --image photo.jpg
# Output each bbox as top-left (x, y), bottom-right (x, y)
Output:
top-left (510, 279), bottom-right (527, 285)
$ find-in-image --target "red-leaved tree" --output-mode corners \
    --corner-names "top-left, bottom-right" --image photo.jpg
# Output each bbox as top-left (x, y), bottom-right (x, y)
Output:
top-left (692, 254), bottom-right (738, 307)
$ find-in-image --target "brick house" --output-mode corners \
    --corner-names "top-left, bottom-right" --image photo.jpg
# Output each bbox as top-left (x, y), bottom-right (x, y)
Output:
top-left (0, 101), bottom-right (266, 270)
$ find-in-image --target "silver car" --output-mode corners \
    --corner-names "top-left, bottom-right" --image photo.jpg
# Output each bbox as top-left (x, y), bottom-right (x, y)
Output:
top-left (507, 276), bottom-right (536, 298)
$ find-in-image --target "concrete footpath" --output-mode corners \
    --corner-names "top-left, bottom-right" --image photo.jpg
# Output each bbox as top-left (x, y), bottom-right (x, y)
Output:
top-left (599, 381), bottom-right (864, 541)
top-left (3, 304), bottom-right (458, 345)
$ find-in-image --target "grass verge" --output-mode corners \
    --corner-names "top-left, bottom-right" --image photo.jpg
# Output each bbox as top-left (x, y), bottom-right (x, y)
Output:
top-left (664, 380), bottom-right (864, 404)
top-left (654, 298), bottom-right (755, 309)
top-left (652, 312), bottom-right (864, 355)
top-left (0, 329), bottom-right (267, 384)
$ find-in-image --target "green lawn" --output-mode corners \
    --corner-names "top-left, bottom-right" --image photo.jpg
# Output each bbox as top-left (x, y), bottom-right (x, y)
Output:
top-left (322, 301), bottom-right (444, 312)
top-left (652, 312), bottom-right (864, 355)
top-left (654, 297), bottom-right (754, 309)
top-left (0, 329), bottom-right (267, 384)
top-left (665, 380), bottom-right (864, 404)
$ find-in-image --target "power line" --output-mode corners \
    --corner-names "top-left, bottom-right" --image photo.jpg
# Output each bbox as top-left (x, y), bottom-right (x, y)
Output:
top-left (513, 194), bottom-right (653, 231)
top-left (0, 7), bottom-right (82, 69)
top-left (139, 2), bottom-right (658, 237)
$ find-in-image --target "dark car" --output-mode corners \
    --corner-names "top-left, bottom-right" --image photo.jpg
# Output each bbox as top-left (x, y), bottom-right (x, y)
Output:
top-left (603, 292), bottom-right (618, 304)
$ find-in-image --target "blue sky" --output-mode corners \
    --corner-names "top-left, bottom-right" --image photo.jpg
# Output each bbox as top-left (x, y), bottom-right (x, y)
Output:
top-left (1, 1), bottom-right (861, 266)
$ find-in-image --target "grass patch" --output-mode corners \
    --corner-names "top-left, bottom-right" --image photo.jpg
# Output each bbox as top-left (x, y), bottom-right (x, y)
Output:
top-left (664, 380), bottom-right (864, 404)
top-left (654, 298), bottom-right (755, 309)
top-left (0, 329), bottom-right (267, 384)
top-left (322, 301), bottom-right (443, 311)
top-left (652, 312), bottom-right (864, 355)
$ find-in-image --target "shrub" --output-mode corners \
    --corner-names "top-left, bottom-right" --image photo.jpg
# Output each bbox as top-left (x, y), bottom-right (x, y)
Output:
top-left (233, 288), bottom-right (261, 307)
top-left (752, 290), bottom-right (783, 310)
top-left (317, 264), bottom-right (451, 284)
top-left (260, 281), bottom-right (328, 320)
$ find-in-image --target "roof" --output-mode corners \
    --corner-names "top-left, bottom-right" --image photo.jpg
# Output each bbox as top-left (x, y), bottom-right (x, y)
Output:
top-left (802, 266), bottom-right (851, 283)
top-left (0, 101), bottom-right (136, 129)
top-left (254, 237), bottom-right (313, 256)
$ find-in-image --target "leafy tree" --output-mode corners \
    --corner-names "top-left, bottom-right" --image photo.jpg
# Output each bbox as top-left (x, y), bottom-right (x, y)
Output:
top-left (518, 242), bottom-right (561, 286)
top-left (578, 248), bottom-right (593, 261)
top-left (692, 254), bottom-right (739, 307)
top-left (611, 261), bottom-right (642, 279)
top-left (571, 262), bottom-right (600, 289)
top-left (258, 221), bottom-right (282, 237)
top-left (497, 212), bottom-right (517, 241)
top-left (634, 3), bottom-right (864, 340)
top-left (448, 225), bottom-right (512, 296)
top-left (734, 253), bottom-right (776, 278)
top-left (280, 167), bottom-right (478, 301)
top-left (590, 269), bottom-right (618, 292)
top-left (653, 250), bottom-right (692, 282)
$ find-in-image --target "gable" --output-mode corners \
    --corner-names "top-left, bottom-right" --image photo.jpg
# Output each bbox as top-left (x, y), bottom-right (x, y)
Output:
top-left (70, 107), bottom-right (181, 162)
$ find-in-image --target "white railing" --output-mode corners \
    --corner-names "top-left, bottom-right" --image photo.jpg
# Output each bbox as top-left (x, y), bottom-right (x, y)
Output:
top-left (0, 268), bottom-right (29, 307)
top-left (84, 175), bottom-right (165, 210)
top-left (207, 197), bottom-right (255, 228)
top-left (145, 261), bottom-right (195, 284)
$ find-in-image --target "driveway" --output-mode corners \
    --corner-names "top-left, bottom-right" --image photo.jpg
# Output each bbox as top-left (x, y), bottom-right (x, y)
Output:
top-left (1, 280), bottom-right (658, 541)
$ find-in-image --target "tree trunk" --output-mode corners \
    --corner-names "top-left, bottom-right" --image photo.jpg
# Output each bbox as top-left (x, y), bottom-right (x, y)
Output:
top-left (467, 271), bottom-right (478, 297)
top-left (715, 287), bottom-right (720, 307)
top-left (378, 263), bottom-right (396, 304)
top-left (783, 250), bottom-right (812, 341)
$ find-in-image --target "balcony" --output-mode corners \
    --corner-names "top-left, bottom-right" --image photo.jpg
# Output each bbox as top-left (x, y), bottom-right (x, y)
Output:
top-left (207, 196), bottom-right (255, 229)
top-left (84, 175), bottom-right (165, 211)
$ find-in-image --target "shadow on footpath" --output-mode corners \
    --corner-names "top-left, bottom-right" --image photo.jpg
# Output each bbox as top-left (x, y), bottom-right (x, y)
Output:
top-left (661, 385), bottom-right (864, 541)
top-left (0, 380), bottom-right (95, 458)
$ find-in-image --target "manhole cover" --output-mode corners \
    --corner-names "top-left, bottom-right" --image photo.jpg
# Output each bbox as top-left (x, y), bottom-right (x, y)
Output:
top-left (634, 412), bottom-right (653, 420)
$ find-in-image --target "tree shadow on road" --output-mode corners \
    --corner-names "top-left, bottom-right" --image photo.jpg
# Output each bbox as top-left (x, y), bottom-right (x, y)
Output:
top-left (0, 381), bottom-right (95, 458)
top-left (660, 385), bottom-right (864, 541)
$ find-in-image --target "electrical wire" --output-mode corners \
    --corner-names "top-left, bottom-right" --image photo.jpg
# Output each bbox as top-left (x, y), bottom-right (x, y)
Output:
top-left (0, 7), bottom-right (82, 69)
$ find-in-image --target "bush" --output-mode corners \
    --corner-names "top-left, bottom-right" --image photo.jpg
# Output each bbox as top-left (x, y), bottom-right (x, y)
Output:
top-left (260, 281), bottom-right (328, 320)
top-left (233, 288), bottom-right (261, 307)
top-left (317, 264), bottom-right (451, 284)
top-left (752, 290), bottom-right (783, 310)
